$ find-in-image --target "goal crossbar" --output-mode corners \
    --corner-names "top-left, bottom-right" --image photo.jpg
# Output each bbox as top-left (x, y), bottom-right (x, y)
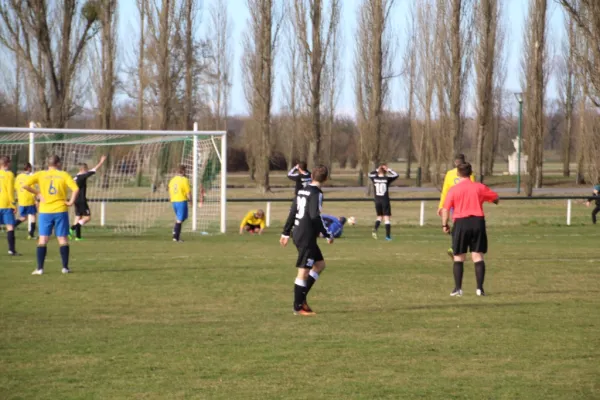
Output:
top-left (0, 123), bottom-right (228, 234)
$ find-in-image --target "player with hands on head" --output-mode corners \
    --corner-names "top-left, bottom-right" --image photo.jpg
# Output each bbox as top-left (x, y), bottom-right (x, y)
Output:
top-left (280, 165), bottom-right (333, 316)
top-left (368, 164), bottom-right (399, 240)
top-left (287, 162), bottom-right (312, 194)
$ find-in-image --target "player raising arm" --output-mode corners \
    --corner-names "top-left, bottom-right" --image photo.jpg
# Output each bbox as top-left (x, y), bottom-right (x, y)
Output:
top-left (369, 164), bottom-right (399, 240)
top-left (168, 165), bottom-right (194, 242)
top-left (70, 155), bottom-right (107, 241)
top-left (14, 163), bottom-right (38, 239)
top-left (0, 156), bottom-right (19, 255)
top-left (287, 162), bottom-right (312, 194)
top-left (280, 165), bottom-right (333, 316)
top-left (24, 155), bottom-right (79, 274)
top-left (441, 163), bottom-right (498, 297)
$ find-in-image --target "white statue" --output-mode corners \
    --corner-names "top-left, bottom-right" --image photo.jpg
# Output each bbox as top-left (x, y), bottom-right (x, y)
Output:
top-left (512, 137), bottom-right (521, 153)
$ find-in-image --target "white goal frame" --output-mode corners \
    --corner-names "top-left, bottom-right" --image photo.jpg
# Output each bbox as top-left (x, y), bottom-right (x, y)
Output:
top-left (0, 122), bottom-right (228, 233)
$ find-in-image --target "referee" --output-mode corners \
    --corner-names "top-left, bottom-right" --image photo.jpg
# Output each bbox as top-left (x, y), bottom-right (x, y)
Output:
top-left (441, 163), bottom-right (499, 297)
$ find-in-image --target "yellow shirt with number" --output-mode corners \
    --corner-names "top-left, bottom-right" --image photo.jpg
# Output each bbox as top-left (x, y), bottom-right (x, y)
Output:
top-left (168, 175), bottom-right (191, 202)
top-left (240, 211), bottom-right (266, 229)
top-left (25, 169), bottom-right (78, 213)
top-left (438, 168), bottom-right (476, 210)
top-left (0, 169), bottom-right (16, 209)
top-left (16, 173), bottom-right (37, 207)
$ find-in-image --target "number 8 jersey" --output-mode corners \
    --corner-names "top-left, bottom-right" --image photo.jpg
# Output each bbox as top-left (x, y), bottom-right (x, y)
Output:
top-left (368, 169), bottom-right (399, 201)
top-left (26, 170), bottom-right (79, 213)
top-left (282, 184), bottom-right (332, 247)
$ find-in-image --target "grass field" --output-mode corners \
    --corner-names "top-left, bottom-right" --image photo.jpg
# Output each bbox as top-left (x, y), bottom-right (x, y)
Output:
top-left (1, 210), bottom-right (599, 399)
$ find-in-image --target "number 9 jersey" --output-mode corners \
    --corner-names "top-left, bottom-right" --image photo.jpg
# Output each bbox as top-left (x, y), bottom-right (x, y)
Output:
top-left (25, 170), bottom-right (79, 213)
top-left (282, 184), bottom-right (332, 247)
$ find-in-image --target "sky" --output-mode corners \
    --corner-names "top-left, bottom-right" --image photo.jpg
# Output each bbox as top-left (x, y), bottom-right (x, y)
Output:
top-left (118, 0), bottom-right (566, 117)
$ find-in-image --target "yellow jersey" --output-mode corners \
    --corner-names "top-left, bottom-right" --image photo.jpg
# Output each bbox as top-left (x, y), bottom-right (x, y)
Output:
top-left (25, 169), bottom-right (79, 213)
top-left (438, 168), bottom-right (476, 210)
top-left (15, 173), bottom-right (37, 206)
top-left (240, 211), bottom-right (266, 229)
top-left (0, 169), bottom-right (16, 209)
top-left (168, 175), bottom-right (191, 202)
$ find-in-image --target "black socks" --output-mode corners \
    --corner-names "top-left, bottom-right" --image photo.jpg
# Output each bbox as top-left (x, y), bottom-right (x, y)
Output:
top-left (373, 220), bottom-right (381, 232)
top-left (59, 245), bottom-right (70, 269)
top-left (385, 222), bottom-right (391, 238)
top-left (7, 230), bottom-right (16, 253)
top-left (453, 261), bottom-right (464, 290)
top-left (37, 246), bottom-right (47, 270)
top-left (30, 222), bottom-right (36, 237)
top-left (173, 222), bottom-right (182, 240)
top-left (294, 279), bottom-right (307, 311)
top-left (474, 261), bottom-right (485, 290)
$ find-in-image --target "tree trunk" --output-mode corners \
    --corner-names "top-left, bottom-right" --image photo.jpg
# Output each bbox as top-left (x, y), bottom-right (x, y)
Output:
top-left (137, 0), bottom-right (145, 130)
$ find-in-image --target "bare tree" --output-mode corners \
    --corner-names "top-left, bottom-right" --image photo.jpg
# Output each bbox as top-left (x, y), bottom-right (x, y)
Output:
top-left (323, 1), bottom-right (342, 175)
top-left (293, 0), bottom-right (341, 168)
top-left (558, 0), bottom-right (600, 106)
top-left (0, 1), bottom-right (100, 127)
top-left (242, 0), bottom-right (282, 192)
top-left (99, 0), bottom-right (117, 130)
top-left (403, 4), bottom-right (417, 179)
top-left (137, 0), bottom-right (146, 130)
top-left (474, 0), bottom-right (499, 179)
top-left (208, 0), bottom-right (233, 130)
top-left (558, 12), bottom-right (578, 177)
top-left (414, 0), bottom-right (437, 183)
top-left (522, 0), bottom-right (548, 195)
top-left (283, 2), bottom-right (303, 167)
top-left (182, 0), bottom-right (197, 130)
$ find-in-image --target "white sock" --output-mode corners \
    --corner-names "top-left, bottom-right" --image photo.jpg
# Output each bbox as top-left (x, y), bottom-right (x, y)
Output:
top-left (294, 278), bottom-right (307, 287)
top-left (385, 221), bottom-right (391, 225)
top-left (78, 220), bottom-right (86, 226)
top-left (309, 270), bottom-right (319, 280)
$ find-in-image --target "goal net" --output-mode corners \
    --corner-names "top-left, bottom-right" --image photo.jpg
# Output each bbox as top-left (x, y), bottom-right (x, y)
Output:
top-left (0, 124), bottom-right (227, 235)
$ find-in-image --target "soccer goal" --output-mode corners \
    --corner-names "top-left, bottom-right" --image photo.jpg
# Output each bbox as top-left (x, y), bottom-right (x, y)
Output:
top-left (0, 123), bottom-right (227, 235)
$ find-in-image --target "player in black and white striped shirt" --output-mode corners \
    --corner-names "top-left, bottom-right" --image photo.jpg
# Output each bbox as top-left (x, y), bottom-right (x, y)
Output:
top-left (287, 162), bottom-right (312, 194)
top-left (281, 165), bottom-right (333, 316)
top-left (368, 164), bottom-right (399, 241)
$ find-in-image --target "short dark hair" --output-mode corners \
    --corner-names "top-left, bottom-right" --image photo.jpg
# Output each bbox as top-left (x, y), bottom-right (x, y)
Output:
top-left (78, 163), bottom-right (89, 170)
top-left (298, 162), bottom-right (308, 171)
top-left (457, 162), bottom-right (472, 178)
top-left (24, 162), bottom-right (32, 171)
top-left (177, 164), bottom-right (186, 175)
top-left (47, 155), bottom-right (61, 167)
top-left (312, 165), bottom-right (329, 183)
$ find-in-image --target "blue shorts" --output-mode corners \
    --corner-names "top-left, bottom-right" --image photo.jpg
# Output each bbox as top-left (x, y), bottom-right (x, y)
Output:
top-left (0, 209), bottom-right (16, 226)
top-left (172, 201), bottom-right (189, 222)
top-left (19, 205), bottom-right (37, 217)
top-left (38, 212), bottom-right (70, 237)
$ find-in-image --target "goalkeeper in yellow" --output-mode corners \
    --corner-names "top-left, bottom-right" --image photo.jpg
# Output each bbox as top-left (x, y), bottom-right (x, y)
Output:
top-left (0, 156), bottom-right (19, 256)
top-left (14, 162), bottom-right (38, 239)
top-left (438, 154), bottom-right (475, 257)
top-left (239, 210), bottom-right (266, 235)
top-left (168, 165), bottom-right (195, 242)
top-left (23, 155), bottom-right (79, 274)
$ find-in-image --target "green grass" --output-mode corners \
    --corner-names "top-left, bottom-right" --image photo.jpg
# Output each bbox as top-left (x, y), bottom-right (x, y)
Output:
top-left (1, 221), bottom-right (599, 399)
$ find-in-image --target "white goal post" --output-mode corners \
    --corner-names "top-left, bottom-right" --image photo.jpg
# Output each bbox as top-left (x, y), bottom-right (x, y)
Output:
top-left (0, 123), bottom-right (227, 235)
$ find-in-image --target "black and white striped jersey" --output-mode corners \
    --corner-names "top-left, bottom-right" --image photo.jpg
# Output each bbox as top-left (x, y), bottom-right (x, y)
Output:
top-left (282, 184), bottom-right (331, 247)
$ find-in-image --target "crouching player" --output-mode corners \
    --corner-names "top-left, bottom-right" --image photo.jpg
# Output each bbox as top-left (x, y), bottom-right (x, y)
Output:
top-left (239, 209), bottom-right (266, 235)
top-left (14, 163), bottom-right (37, 239)
top-left (24, 155), bottom-right (79, 274)
top-left (280, 165), bottom-right (333, 316)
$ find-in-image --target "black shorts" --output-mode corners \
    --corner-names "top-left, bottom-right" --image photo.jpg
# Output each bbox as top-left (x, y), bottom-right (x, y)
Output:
top-left (295, 244), bottom-right (324, 269)
top-left (452, 216), bottom-right (488, 255)
top-left (375, 199), bottom-right (391, 216)
top-left (245, 223), bottom-right (260, 231)
top-left (74, 201), bottom-right (91, 217)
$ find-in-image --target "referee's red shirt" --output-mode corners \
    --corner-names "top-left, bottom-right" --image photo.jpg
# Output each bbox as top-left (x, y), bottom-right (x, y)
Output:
top-left (443, 179), bottom-right (499, 221)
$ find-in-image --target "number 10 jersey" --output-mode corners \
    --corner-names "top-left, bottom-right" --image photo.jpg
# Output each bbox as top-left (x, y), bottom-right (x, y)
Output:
top-left (282, 184), bottom-right (331, 248)
top-left (368, 170), bottom-right (399, 201)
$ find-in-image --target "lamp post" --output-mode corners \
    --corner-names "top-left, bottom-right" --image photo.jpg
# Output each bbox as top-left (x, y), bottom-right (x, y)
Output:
top-left (514, 93), bottom-right (523, 194)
